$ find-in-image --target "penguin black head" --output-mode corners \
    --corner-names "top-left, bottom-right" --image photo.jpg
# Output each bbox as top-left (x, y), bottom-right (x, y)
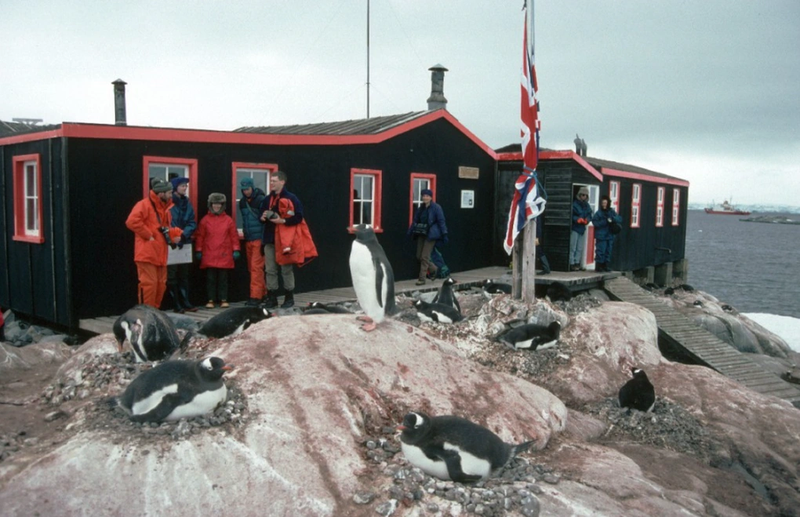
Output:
top-left (352, 224), bottom-right (378, 244)
top-left (443, 277), bottom-right (457, 287)
top-left (692, 300), bottom-right (703, 307)
top-left (198, 357), bottom-right (233, 382)
top-left (397, 412), bottom-right (431, 444)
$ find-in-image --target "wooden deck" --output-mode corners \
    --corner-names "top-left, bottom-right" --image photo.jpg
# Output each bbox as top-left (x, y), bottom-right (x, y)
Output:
top-left (604, 276), bottom-right (800, 407)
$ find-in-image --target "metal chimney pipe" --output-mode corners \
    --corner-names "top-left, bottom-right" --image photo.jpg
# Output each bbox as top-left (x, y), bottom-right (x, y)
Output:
top-left (426, 64), bottom-right (448, 111)
top-left (112, 79), bottom-right (127, 126)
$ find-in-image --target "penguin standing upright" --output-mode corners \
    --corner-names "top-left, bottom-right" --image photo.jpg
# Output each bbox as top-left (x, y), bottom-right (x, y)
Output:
top-left (113, 305), bottom-right (184, 362)
top-left (618, 367), bottom-right (656, 413)
top-left (398, 411), bottom-right (533, 483)
top-left (115, 356), bottom-right (233, 423)
top-left (432, 277), bottom-right (460, 313)
top-left (349, 224), bottom-right (396, 331)
top-left (497, 321), bottom-right (561, 351)
top-left (414, 299), bottom-right (463, 323)
top-left (199, 306), bottom-right (273, 338)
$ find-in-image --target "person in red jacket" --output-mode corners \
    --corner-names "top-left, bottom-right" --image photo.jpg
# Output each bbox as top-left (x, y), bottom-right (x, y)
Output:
top-left (125, 179), bottom-right (183, 308)
top-left (195, 193), bottom-right (240, 308)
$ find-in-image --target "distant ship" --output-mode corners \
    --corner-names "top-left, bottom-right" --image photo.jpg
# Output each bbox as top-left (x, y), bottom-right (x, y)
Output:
top-left (704, 199), bottom-right (751, 215)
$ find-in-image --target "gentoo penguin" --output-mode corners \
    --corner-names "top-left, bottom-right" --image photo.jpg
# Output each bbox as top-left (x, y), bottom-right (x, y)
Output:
top-left (398, 412), bottom-right (533, 483)
top-left (432, 277), bottom-right (461, 313)
top-left (349, 224), bottom-right (397, 331)
top-left (483, 279), bottom-right (512, 295)
top-left (414, 299), bottom-right (463, 323)
top-left (618, 367), bottom-right (656, 413)
top-left (115, 357), bottom-right (233, 423)
top-left (113, 305), bottom-right (184, 362)
top-left (304, 302), bottom-right (353, 314)
top-left (679, 284), bottom-right (695, 292)
top-left (497, 321), bottom-right (561, 351)
top-left (545, 282), bottom-right (572, 302)
top-left (664, 287), bottom-right (675, 296)
top-left (692, 300), bottom-right (703, 307)
top-left (199, 306), bottom-right (273, 338)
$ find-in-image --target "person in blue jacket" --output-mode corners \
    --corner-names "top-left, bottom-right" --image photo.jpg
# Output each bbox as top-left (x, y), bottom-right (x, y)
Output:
top-left (407, 189), bottom-right (448, 285)
top-left (167, 176), bottom-right (198, 312)
top-left (591, 194), bottom-right (623, 272)
top-left (570, 186), bottom-right (593, 271)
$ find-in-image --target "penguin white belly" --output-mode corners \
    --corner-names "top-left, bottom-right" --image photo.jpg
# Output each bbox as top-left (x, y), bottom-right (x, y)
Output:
top-left (131, 384), bottom-right (179, 415)
top-left (536, 338), bottom-right (558, 350)
top-left (231, 320), bottom-right (249, 336)
top-left (513, 338), bottom-right (534, 350)
top-left (401, 442), bottom-right (451, 480)
top-left (432, 311), bottom-right (453, 323)
top-left (443, 442), bottom-right (492, 479)
top-left (417, 312), bottom-right (435, 323)
top-left (350, 243), bottom-right (387, 322)
top-left (165, 384), bottom-right (228, 421)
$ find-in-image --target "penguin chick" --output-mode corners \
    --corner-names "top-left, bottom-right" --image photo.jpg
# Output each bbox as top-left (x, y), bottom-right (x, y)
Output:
top-left (398, 411), bottom-right (533, 483)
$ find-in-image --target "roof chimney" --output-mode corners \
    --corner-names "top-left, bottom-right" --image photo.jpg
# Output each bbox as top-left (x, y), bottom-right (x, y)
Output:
top-left (112, 79), bottom-right (127, 126)
top-left (427, 64), bottom-right (448, 111)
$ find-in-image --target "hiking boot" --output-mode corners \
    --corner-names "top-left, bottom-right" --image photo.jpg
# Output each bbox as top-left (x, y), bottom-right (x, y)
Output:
top-left (245, 297), bottom-right (260, 306)
top-left (415, 279), bottom-right (426, 286)
top-left (220, 301), bottom-right (230, 308)
top-left (205, 300), bottom-right (215, 309)
top-left (264, 293), bottom-right (279, 309)
top-left (281, 291), bottom-right (295, 309)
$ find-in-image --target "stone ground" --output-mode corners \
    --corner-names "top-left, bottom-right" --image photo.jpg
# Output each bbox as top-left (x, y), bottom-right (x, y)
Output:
top-left (0, 290), bottom-right (783, 515)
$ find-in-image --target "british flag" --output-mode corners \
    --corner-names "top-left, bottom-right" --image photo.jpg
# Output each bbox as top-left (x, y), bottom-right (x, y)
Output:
top-left (504, 6), bottom-right (545, 255)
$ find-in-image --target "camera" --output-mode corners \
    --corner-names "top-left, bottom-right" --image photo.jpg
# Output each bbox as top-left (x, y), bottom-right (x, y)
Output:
top-left (160, 227), bottom-right (177, 249)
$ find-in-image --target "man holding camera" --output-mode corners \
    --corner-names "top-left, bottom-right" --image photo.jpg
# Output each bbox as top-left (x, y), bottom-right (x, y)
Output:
top-left (125, 178), bottom-right (184, 308)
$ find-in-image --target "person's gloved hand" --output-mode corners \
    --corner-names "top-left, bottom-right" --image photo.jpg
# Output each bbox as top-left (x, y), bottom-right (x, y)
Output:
top-left (233, 251), bottom-right (241, 260)
top-left (577, 218), bottom-right (587, 225)
top-left (195, 252), bottom-right (202, 261)
top-left (441, 234), bottom-right (449, 244)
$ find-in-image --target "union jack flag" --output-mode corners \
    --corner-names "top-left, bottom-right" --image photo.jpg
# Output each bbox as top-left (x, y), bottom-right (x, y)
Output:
top-left (504, 6), bottom-right (545, 255)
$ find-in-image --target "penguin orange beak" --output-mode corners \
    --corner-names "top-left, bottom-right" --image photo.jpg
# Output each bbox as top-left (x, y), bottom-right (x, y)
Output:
top-left (396, 425), bottom-right (407, 431)
top-left (222, 365), bottom-right (234, 371)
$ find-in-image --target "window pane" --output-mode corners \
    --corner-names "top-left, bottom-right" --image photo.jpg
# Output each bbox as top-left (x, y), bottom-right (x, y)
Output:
top-left (149, 165), bottom-right (167, 184)
top-left (26, 199), bottom-right (37, 231)
top-left (361, 201), bottom-right (372, 224)
top-left (25, 164), bottom-right (36, 196)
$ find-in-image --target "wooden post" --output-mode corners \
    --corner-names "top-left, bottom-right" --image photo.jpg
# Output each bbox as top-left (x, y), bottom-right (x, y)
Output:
top-left (511, 223), bottom-right (537, 301)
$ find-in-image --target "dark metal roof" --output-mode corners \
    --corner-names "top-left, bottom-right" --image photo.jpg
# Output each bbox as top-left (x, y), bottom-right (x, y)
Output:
top-left (583, 156), bottom-right (680, 182)
top-left (0, 120), bottom-right (60, 137)
top-left (235, 111), bottom-right (431, 136)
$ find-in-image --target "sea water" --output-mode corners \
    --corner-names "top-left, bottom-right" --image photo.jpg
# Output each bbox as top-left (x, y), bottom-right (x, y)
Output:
top-left (685, 209), bottom-right (800, 350)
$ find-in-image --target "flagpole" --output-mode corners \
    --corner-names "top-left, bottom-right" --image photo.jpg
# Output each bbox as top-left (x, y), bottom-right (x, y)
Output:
top-left (366, 0), bottom-right (371, 118)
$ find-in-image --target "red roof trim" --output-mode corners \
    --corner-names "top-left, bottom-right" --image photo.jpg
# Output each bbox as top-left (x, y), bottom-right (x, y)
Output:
top-left (601, 167), bottom-right (690, 187)
top-left (0, 112), bottom-right (497, 158)
top-left (539, 150), bottom-right (603, 181)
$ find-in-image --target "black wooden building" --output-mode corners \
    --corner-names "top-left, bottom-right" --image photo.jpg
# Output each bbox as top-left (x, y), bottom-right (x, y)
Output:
top-left (0, 111), bottom-right (496, 331)
top-left (496, 148), bottom-right (689, 276)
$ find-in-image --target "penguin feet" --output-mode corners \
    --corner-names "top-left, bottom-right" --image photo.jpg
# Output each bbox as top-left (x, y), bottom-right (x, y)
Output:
top-left (356, 315), bottom-right (377, 332)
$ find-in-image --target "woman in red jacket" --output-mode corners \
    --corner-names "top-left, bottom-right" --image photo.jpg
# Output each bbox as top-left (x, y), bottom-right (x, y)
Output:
top-left (195, 193), bottom-right (240, 308)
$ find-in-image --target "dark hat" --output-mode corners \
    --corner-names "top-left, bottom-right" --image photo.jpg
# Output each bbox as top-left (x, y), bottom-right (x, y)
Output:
top-left (170, 177), bottom-right (189, 190)
top-left (240, 177), bottom-right (255, 189)
top-left (151, 179), bottom-right (173, 193)
top-left (421, 189), bottom-right (434, 197)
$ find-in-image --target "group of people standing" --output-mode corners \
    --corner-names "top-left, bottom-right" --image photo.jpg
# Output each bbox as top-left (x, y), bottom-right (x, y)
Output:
top-left (125, 171), bottom-right (316, 313)
top-left (570, 186), bottom-right (623, 272)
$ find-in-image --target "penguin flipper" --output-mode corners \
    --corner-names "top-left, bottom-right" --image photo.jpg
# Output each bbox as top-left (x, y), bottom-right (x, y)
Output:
top-left (130, 392), bottom-right (187, 423)
top-left (372, 256), bottom-right (386, 309)
top-left (440, 450), bottom-right (482, 484)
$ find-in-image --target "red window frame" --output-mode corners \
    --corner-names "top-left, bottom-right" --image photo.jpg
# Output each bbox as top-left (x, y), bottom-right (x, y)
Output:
top-left (142, 156), bottom-right (198, 211)
top-left (232, 162), bottom-right (277, 236)
top-left (12, 153), bottom-right (44, 243)
top-left (349, 168), bottom-right (383, 232)
top-left (672, 188), bottom-right (681, 226)
top-left (656, 187), bottom-right (665, 227)
top-left (609, 181), bottom-right (620, 212)
top-left (409, 173), bottom-right (437, 226)
top-left (631, 183), bottom-right (641, 228)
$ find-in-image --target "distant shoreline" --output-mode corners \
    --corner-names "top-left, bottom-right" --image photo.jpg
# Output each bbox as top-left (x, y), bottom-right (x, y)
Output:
top-left (739, 215), bottom-right (800, 225)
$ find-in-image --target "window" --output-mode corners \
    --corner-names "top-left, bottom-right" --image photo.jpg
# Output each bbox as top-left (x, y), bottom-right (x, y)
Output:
top-left (409, 173), bottom-right (436, 225)
top-left (656, 187), bottom-right (665, 227)
top-left (672, 188), bottom-right (681, 226)
top-left (232, 162), bottom-right (276, 232)
top-left (631, 183), bottom-right (641, 228)
top-left (350, 168), bottom-right (382, 230)
top-left (13, 154), bottom-right (44, 243)
top-left (142, 156), bottom-right (198, 211)
top-left (609, 181), bottom-right (620, 212)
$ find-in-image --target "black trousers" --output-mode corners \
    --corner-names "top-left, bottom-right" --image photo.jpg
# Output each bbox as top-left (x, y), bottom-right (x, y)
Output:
top-left (205, 268), bottom-right (229, 302)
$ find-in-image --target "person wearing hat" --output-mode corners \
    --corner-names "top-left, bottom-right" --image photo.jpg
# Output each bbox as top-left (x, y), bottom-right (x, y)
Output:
top-left (166, 177), bottom-right (198, 313)
top-left (591, 194), bottom-right (623, 272)
top-left (238, 177), bottom-right (267, 306)
top-left (407, 188), bottom-right (448, 285)
top-left (125, 178), bottom-right (184, 308)
top-left (195, 193), bottom-right (240, 308)
top-left (570, 186), bottom-right (594, 271)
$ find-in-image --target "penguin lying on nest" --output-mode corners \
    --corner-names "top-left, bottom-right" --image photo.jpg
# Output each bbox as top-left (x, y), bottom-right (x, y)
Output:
top-left (348, 224), bottom-right (398, 331)
top-left (112, 357), bottom-right (233, 423)
top-left (618, 367), bottom-right (656, 413)
top-left (496, 321), bottom-right (561, 351)
top-left (301, 302), bottom-right (354, 315)
top-left (113, 305), bottom-right (190, 362)
top-left (398, 411), bottom-right (533, 483)
top-left (198, 306), bottom-right (273, 338)
top-left (483, 279), bottom-right (512, 295)
top-left (413, 299), bottom-right (463, 323)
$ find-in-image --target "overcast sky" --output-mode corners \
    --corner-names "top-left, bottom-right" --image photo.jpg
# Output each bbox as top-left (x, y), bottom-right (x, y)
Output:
top-left (2, 0), bottom-right (798, 207)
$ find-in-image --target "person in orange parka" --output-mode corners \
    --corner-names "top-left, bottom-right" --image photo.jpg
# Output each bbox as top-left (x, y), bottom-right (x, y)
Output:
top-left (274, 197), bottom-right (318, 269)
top-left (125, 179), bottom-right (184, 308)
top-left (195, 193), bottom-right (240, 309)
